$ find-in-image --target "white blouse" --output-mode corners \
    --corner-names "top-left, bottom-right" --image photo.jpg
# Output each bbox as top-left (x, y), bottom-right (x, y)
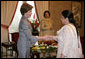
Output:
top-left (54, 24), bottom-right (81, 58)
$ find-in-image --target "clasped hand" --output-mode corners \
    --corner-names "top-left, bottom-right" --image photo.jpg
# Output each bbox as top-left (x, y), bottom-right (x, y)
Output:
top-left (36, 35), bottom-right (54, 41)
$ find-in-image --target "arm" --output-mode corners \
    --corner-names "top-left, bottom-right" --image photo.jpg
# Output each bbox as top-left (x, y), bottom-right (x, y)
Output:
top-left (45, 35), bottom-right (58, 41)
top-left (22, 21), bottom-right (38, 45)
top-left (35, 36), bottom-right (48, 40)
top-left (36, 35), bottom-right (58, 41)
top-left (51, 36), bottom-right (58, 41)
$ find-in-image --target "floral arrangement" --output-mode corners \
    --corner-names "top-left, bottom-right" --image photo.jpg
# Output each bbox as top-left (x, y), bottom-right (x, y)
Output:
top-left (38, 40), bottom-right (58, 46)
top-left (28, 14), bottom-right (40, 36)
top-left (32, 19), bottom-right (40, 31)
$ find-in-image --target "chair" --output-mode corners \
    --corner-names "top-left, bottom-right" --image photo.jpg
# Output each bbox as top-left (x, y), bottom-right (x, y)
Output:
top-left (10, 32), bottom-right (19, 57)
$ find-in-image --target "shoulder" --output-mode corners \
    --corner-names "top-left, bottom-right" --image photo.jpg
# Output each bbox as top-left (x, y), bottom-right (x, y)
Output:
top-left (63, 24), bottom-right (76, 32)
top-left (57, 25), bottom-right (70, 34)
top-left (61, 25), bottom-right (69, 31)
top-left (62, 25), bottom-right (74, 33)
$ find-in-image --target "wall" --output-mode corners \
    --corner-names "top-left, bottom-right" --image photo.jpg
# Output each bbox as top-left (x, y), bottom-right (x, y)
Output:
top-left (79, 1), bottom-right (84, 37)
top-left (49, 1), bottom-right (72, 35)
top-left (36, 1), bottom-right (49, 21)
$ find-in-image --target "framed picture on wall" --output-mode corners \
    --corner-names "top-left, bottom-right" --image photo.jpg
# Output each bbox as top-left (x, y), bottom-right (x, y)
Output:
top-left (72, 1), bottom-right (82, 28)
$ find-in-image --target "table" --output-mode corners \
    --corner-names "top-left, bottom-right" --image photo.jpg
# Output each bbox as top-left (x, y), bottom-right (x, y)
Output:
top-left (1, 41), bottom-right (16, 58)
top-left (30, 45), bottom-right (58, 58)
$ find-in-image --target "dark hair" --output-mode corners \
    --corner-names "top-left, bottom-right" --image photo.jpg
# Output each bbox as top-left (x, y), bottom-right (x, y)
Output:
top-left (44, 10), bottom-right (50, 18)
top-left (61, 10), bottom-right (78, 35)
top-left (20, 2), bottom-right (33, 15)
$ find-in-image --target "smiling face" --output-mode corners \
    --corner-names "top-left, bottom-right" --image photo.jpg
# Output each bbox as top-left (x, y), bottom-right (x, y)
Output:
top-left (24, 9), bottom-right (32, 18)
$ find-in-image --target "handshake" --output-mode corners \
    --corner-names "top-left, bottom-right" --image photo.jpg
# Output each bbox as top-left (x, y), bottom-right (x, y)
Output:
top-left (36, 35), bottom-right (56, 41)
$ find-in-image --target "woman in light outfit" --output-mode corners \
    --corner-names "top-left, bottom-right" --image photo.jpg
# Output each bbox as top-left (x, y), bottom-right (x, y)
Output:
top-left (46, 10), bottom-right (83, 58)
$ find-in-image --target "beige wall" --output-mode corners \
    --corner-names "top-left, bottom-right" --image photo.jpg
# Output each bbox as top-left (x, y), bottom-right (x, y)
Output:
top-left (36, 1), bottom-right (49, 21)
top-left (49, 1), bottom-right (72, 35)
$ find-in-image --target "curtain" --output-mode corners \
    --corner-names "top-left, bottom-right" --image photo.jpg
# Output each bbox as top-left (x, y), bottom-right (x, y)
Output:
top-left (1, 1), bottom-right (18, 42)
top-left (34, 1), bottom-right (40, 30)
top-left (35, 1), bottom-right (49, 21)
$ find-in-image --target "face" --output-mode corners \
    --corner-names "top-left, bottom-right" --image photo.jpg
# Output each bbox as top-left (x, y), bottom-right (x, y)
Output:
top-left (61, 15), bottom-right (69, 25)
top-left (61, 15), bottom-right (66, 24)
top-left (45, 12), bottom-right (50, 18)
top-left (25, 9), bottom-right (32, 18)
